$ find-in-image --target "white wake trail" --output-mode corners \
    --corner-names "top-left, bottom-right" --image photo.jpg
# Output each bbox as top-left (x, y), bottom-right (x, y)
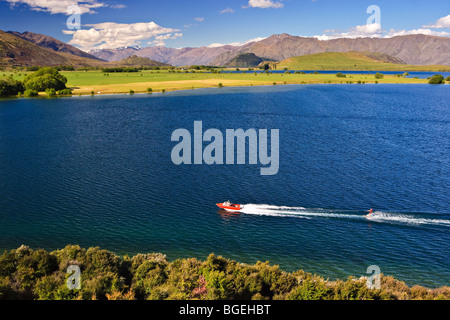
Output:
top-left (366, 211), bottom-right (450, 226)
top-left (240, 204), bottom-right (363, 220)
top-left (239, 204), bottom-right (450, 227)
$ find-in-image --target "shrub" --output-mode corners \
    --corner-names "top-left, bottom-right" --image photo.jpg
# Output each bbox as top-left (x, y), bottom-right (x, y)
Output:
top-left (445, 76), bottom-right (450, 82)
top-left (336, 72), bottom-right (346, 78)
top-left (218, 83), bottom-right (223, 88)
top-left (428, 74), bottom-right (444, 84)
top-left (57, 88), bottom-right (72, 95)
top-left (45, 88), bottom-right (56, 97)
top-left (23, 89), bottom-right (39, 97)
top-left (146, 88), bottom-right (153, 93)
top-left (129, 90), bottom-right (134, 95)
top-left (375, 72), bottom-right (384, 79)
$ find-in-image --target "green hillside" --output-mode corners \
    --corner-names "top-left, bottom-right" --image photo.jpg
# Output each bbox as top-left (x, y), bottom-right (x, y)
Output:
top-left (276, 52), bottom-right (450, 71)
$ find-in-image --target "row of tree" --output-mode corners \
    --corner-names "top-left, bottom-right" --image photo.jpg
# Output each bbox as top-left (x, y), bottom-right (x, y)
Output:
top-left (0, 245), bottom-right (448, 300)
top-left (0, 67), bottom-right (68, 97)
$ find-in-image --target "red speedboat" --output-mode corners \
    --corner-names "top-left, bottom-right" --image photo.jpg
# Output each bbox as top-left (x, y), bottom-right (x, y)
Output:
top-left (216, 201), bottom-right (243, 212)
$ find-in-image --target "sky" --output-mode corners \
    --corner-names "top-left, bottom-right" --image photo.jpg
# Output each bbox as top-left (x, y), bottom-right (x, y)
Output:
top-left (0, 0), bottom-right (449, 52)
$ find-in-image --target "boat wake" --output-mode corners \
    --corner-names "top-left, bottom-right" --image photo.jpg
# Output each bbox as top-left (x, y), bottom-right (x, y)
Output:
top-left (239, 204), bottom-right (450, 227)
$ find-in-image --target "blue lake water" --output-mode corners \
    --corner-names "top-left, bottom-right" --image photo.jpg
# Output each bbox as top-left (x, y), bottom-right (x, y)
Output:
top-left (0, 84), bottom-right (449, 287)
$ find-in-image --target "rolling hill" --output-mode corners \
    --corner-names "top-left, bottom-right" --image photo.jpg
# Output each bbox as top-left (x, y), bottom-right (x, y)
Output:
top-left (275, 52), bottom-right (450, 71)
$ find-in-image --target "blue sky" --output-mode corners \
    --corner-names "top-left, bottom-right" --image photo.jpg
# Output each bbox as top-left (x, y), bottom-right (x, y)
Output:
top-left (0, 0), bottom-right (449, 51)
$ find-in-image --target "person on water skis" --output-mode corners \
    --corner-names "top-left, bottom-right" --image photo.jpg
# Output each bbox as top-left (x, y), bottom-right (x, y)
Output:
top-left (366, 208), bottom-right (373, 217)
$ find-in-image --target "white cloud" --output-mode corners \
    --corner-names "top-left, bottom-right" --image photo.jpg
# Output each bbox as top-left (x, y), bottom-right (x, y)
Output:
top-left (4, 0), bottom-right (118, 14)
top-left (110, 4), bottom-right (126, 9)
top-left (314, 23), bottom-right (382, 40)
top-left (245, 0), bottom-right (283, 9)
top-left (151, 33), bottom-right (183, 47)
top-left (313, 22), bottom-right (450, 40)
top-left (195, 17), bottom-right (205, 22)
top-left (423, 14), bottom-right (450, 29)
top-left (65, 21), bottom-right (181, 51)
top-left (220, 7), bottom-right (235, 14)
top-left (207, 36), bottom-right (267, 48)
top-left (386, 28), bottom-right (450, 38)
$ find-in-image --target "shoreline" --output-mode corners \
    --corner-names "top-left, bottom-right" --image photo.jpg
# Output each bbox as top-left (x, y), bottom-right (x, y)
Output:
top-left (2, 81), bottom-right (448, 100)
top-left (1, 244), bottom-right (449, 300)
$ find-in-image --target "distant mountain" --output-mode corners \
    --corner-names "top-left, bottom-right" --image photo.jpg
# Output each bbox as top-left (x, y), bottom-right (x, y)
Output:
top-left (89, 42), bottom-right (257, 66)
top-left (213, 33), bottom-right (450, 66)
top-left (89, 47), bottom-right (142, 62)
top-left (90, 33), bottom-right (450, 67)
top-left (7, 31), bottom-right (103, 61)
top-left (0, 30), bottom-right (105, 68)
top-left (225, 53), bottom-right (264, 68)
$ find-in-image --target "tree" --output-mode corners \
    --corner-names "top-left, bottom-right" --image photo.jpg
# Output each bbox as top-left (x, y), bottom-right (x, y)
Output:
top-left (263, 64), bottom-right (270, 71)
top-left (428, 74), bottom-right (444, 84)
top-left (375, 72), bottom-right (384, 79)
top-left (23, 67), bottom-right (67, 92)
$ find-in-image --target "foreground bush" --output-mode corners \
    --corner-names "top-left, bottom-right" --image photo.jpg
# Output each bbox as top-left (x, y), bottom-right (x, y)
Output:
top-left (0, 245), bottom-right (448, 300)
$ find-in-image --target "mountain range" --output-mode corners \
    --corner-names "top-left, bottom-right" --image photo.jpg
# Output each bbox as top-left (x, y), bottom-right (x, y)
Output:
top-left (1, 30), bottom-right (449, 68)
top-left (89, 33), bottom-right (450, 67)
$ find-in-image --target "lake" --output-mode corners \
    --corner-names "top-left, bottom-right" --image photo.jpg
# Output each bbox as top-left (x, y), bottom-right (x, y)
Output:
top-left (0, 84), bottom-right (449, 287)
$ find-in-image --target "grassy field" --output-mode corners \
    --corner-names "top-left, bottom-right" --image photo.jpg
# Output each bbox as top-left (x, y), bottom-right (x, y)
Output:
top-left (1, 68), bottom-right (444, 96)
top-left (63, 70), bottom-right (433, 94)
top-left (71, 70), bottom-right (436, 95)
top-left (275, 52), bottom-right (450, 72)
